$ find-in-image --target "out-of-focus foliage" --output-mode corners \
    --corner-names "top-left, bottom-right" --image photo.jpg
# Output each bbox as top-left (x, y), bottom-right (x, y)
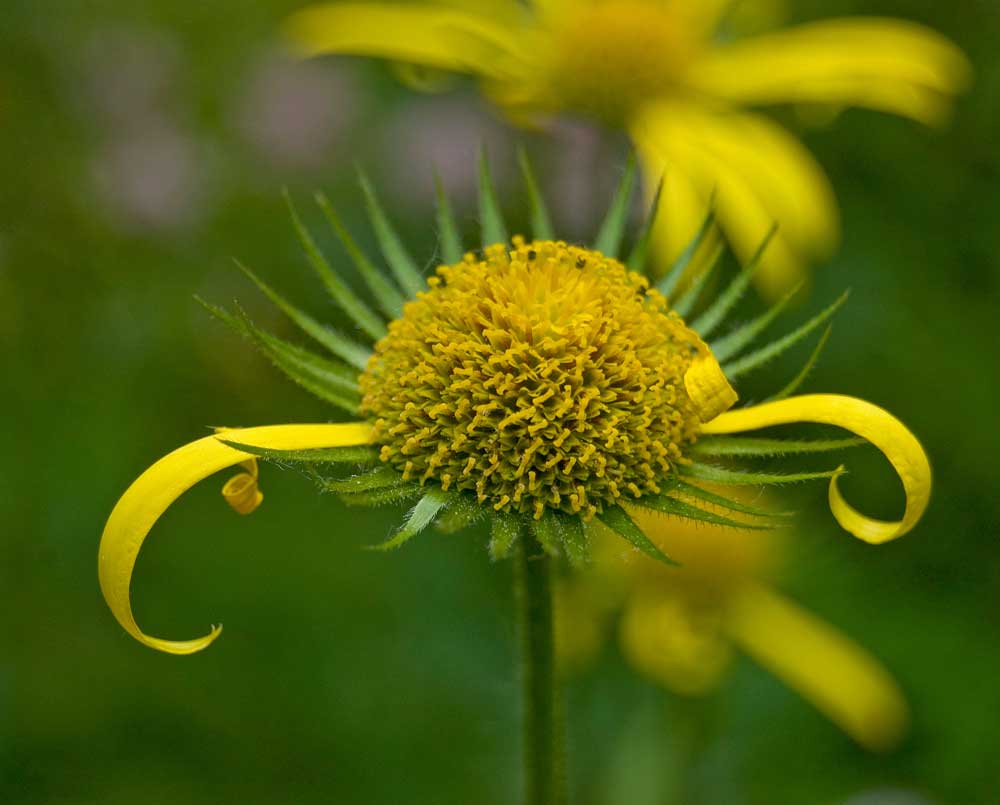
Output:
top-left (1, 1), bottom-right (998, 804)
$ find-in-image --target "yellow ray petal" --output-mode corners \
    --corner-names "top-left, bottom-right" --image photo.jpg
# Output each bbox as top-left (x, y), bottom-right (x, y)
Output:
top-left (632, 102), bottom-right (838, 299)
top-left (725, 583), bottom-right (908, 751)
top-left (99, 423), bottom-right (372, 655)
top-left (284, 3), bottom-right (527, 80)
top-left (692, 18), bottom-right (971, 126)
top-left (701, 395), bottom-right (930, 543)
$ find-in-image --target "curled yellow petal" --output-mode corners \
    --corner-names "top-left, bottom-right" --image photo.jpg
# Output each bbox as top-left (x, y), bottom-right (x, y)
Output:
top-left (725, 583), bottom-right (909, 751)
top-left (98, 423), bottom-right (372, 655)
top-left (701, 394), bottom-right (930, 543)
top-left (220, 459), bottom-right (263, 515)
top-left (684, 345), bottom-right (738, 423)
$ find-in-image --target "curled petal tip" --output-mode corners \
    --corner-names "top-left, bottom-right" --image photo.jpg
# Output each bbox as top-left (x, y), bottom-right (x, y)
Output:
top-left (221, 461), bottom-right (263, 515)
top-left (685, 344), bottom-right (738, 422)
top-left (701, 395), bottom-right (930, 543)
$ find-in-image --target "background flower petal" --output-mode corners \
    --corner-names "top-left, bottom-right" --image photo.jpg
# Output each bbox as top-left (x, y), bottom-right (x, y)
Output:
top-left (284, 3), bottom-right (527, 79)
top-left (692, 18), bottom-right (972, 126)
top-left (632, 102), bottom-right (839, 299)
top-left (725, 583), bottom-right (909, 751)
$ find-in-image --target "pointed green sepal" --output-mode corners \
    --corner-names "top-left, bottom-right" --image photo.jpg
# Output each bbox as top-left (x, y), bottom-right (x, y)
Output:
top-left (478, 148), bottom-right (509, 248)
top-left (322, 466), bottom-right (405, 494)
top-left (357, 169), bottom-right (426, 298)
top-left (680, 461), bottom-right (843, 486)
top-left (626, 176), bottom-right (663, 273)
top-left (709, 281), bottom-right (801, 362)
top-left (690, 224), bottom-right (778, 338)
top-left (656, 198), bottom-right (717, 299)
top-left (339, 483), bottom-right (424, 508)
top-left (367, 488), bottom-right (452, 550)
top-left (633, 492), bottom-right (772, 531)
top-left (433, 172), bottom-right (464, 266)
top-left (596, 504), bottom-right (678, 566)
top-left (218, 441), bottom-right (378, 466)
top-left (284, 190), bottom-right (386, 341)
top-left (671, 242), bottom-right (724, 318)
top-left (314, 191), bottom-right (405, 319)
top-left (691, 434), bottom-right (865, 458)
top-left (490, 511), bottom-right (523, 560)
top-left (593, 155), bottom-right (636, 259)
top-left (723, 290), bottom-right (849, 379)
top-left (532, 509), bottom-right (588, 566)
top-left (517, 147), bottom-right (554, 241)
top-left (199, 299), bottom-right (361, 414)
top-left (235, 261), bottom-right (372, 371)
top-left (434, 492), bottom-right (486, 534)
top-left (768, 324), bottom-right (832, 401)
top-left (667, 479), bottom-right (793, 521)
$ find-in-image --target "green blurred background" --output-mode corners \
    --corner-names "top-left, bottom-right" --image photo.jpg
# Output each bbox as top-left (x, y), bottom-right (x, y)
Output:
top-left (3, 1), bottom-right (999, 803)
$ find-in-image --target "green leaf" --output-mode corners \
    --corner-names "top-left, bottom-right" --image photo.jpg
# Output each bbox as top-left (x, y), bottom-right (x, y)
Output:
top-left (478, 148), bottom-right (509, 247)
top-left (434, 492), bottom-right (486, 534)
top-left (768, 324), bottom-right (831, 401)
top-left (671, 242), bottom-right (724, 318)
top-left (433, 172), bottom-right (464, 266)
top-left (634, 493), bottom-right (772, 530)
top-left (235, 261), bottom-right (371, 371)
top-left (626, 176), bottom-right (663, 273)
top-left (709, 280), bottom-right (803, 363)
top-left (690, 224), bottom-right (777, 339)
top-left (489, 511), bottom-right (523, 560)
top-left (219, 441), bottom-right (378, 465)
top-left (357, 169), bottom-right (426, 298)
top-left (679, 461), bottom-right (842, 486)
top-left (367, 488), bottom-right (452, 551)
top-left (284, 190), bottom-right (386, 341)
top-left (723, 291), bottom-right (850, 379)
top-left (655, 199), bottom-right (716, 299)
top-left (597, 504), bottom-right (678, 566)
top-left (691, 435), bottom-right (865, 458)
top-left (667, 479), bottom-right (793, 521)
top-left (314, 192), bottom-right (405, 319)
top-left (593, 154), bottom-right (636, 259)
top-left (517, 146), bottom-right (554, 241)
top-left (322, 466), bottom-right (404, 493)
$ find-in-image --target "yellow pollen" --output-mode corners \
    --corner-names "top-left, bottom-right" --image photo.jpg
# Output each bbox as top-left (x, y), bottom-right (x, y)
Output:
top-left (544, 1), bottom-right (698, 124)
top-left (360, 239), bottom-right (706, 520)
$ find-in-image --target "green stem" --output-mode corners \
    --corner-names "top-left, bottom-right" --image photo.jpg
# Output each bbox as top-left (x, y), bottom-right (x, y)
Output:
top-left (513, 542), bottom-right (567, 805)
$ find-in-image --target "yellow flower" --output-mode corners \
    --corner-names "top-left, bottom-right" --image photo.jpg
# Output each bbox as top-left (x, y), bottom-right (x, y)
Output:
top-left (284, 0), bottom-right (970, 298)
top-left (98, 161), bottom-right (930, 655)
top-left (558, 498), bottom-right (909, 751)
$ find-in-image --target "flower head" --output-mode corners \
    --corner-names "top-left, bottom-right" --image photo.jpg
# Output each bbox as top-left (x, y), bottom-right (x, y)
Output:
top-left (362, 238), bottom-right (719, 520)
top-left (98, 159), bottom-right (930, 654)
top-left (285, 0), bottom-right (970, 296)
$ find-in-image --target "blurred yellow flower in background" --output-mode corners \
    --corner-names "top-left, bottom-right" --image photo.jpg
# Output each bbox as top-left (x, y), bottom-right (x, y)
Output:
top-left (286, 0), bottom-right (970, 298)
top-left (558, 498), bottom-right (909, 751)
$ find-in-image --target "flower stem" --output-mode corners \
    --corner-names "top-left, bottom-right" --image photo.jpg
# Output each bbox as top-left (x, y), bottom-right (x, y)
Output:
top-left (514, 542), bottom-right (567, 805)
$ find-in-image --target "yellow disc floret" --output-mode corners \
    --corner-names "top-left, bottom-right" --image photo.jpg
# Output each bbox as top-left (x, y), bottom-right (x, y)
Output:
top-left (360, 239), bottom-right (707, 520)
